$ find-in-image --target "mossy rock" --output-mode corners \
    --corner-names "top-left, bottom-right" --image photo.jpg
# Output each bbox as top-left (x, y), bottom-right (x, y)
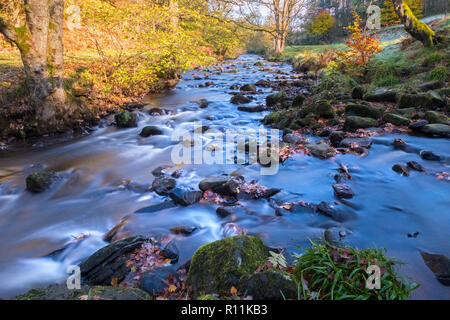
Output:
top-left (266, 91), bottom-right (288, 107)
top-left (242, 269), bottom-right (298, 300)
top-left (438, 87), bottom-right (450, 97)
top-left (344, 116), bottom-right (378, 131)
top-left (345, 103), bottom-right (385, 119)
top-left (186, 235), bottom-right (269, 296)
top-left (397, 93), bottom-right (431, 109)
top-left (25, 171), bottom-right (56, 193)
top-left (383, 113), bottom-right (411, 126)
top-left (351, 86), bottom-right (365, 99)
top-left (392, 108), bottom-right (417, 118)
top-left (421, 123), bottom-right (450, 137)
top-left (300, 100), bottom-right (335, 119)
top-left (364, 87), bottom-right (397, 103)
top-left (15, 284), bottom-right (150, 300)
top-left (425, 111), bottom-right (448, 124)
top-left (292, 94), bottom-right (306, 107)
top-left (115, 111), bottom-right (138, 128)
top-left (426, 90), bottom-right (445, 109)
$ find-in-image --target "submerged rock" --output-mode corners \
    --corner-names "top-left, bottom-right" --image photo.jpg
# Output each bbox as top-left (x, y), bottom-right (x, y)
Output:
top-left (243, 270), bottom-right (298, 300)
top-left (115, 111), bottom-right (138, 128)
top-left (328, 131), bottom-right (346, 147)
top-left (407, 161), bottom-right (425, 172)
top-left (152, 176), bottom-right (176, 196)
top-left (134, 200), bottom-right (177, 214)
top-left (240, 84), bottom-right (257, 93)
top-left (16, 284), bottom-right (150, 300)
top-left (169, 187), bottom-right (202, 206)
top-left (170, 226), bottom-right (197, 235)
top-left (230, 93), bottom-right (252, 105)
top-left (332, 184), bottom-right (355, 199)
top-left (26, 171), bottom-right (56, 193)
top-left (420, 252), bottom-right (450, 286)
top-left (392, 164), bottom-right (410, 176)
top-left (237, 105), bottom-right (265, 112)
top-left (324, 227), bottom-right (350, 246)
top-left (420, 150), bottom-right (442, 161)
top-left (186, 235), bottom-right (269, 296)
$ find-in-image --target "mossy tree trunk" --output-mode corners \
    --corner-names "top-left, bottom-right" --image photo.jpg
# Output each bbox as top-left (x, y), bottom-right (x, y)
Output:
top-left (0, 0), bottom-right (76, 133)
top-left (391, 0), bottom-right (437, 46)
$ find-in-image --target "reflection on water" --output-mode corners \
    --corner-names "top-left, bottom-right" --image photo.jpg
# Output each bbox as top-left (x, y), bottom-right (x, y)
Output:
top-left (0, 55), bottom-right (449, 299)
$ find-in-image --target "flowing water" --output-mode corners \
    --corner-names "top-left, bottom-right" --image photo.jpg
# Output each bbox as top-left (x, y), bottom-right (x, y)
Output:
top-left (0, 55), bottom-right (449, 299)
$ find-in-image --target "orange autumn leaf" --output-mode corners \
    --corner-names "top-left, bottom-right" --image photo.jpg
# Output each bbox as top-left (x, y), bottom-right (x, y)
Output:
top-left (230, 286), bottom-right (237, 295)
top-left (168, 284), bottom-right (177, 293)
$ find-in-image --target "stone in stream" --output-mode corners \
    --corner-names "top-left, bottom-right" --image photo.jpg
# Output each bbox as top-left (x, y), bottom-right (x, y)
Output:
top-left (168, 187), bottom-right (203, 206)
top-left (134, 200), bottom-right (177, 214)
top-left (216, 206), bottom-right (234, 218)
top-left (421, 124), bottom-right (450, 137)
top-left (198, 99), bottom-right (209, 108)
top-left (420, 150), bottom-right (441, 161)
top-left (115, 110), bottom-right (138, 128)
top-left (230, 93), bottom-right (252, 105)
top-left (328, 131), bottom-right (346, 147)
top-left (324, 226), bottom-right (350, 246)
top-left (392, 164), bottom-right (410, 176)
top-left (80, 236), bottom-right (148, 285)
top-left (151, 165), bottom-right (172, 177)
top-left (139, 126), bottom-right (163, 137)
top-left (186, 235), bottom-right (269, 296)
top-left (255, 79), bottom-right (271, 87)
top-left (266, 91), bottom-right (288, 107)
top-left (199, 176), bottom-right (231, 192)
top-left (162, 241), bottom-right (179, 262)
top-left (409, 120), bottom-right (429, 131)
top-left (229, 84), bottom-right (240, 90)
top-left (305, 142), bottom-right (336, 159)
top-left (283, 133), bottom-right (303, 144)
top-left (139, 267), bottom-right (176, 295)
top-left (242, 270), bottom-right (298, 300)
top-left (332, 184), bottom-right (355, 199)
top-left (316, 201), bottom-right (356, 222)
top-left (152, 176), bottom-right (176, 196)
top-left (240, 84), bottom-right (257, 93)
top-left (237, 105), bottom-right (265, 112)
top-left (339, 138), bottom-right (373, 149)
top-left (345, 103), bottom-right (384, 119)
top-left (420, 252), bottom-right (450, 286)
top-left (383, 113), bottom-right (410, 126)
top-left (407, 161), bottom-right (425, 172)
top-left (25, 171), bottom-right (56, 193)
top-left (170, 226), bottom-right (197, 235)
top-left (16, 284), bottom-right (150, 300)
top-left (344, 116), bottom-right (378, 131)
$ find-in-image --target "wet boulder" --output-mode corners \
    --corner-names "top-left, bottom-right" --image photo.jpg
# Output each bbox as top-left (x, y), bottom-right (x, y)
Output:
top-left (139, 267), bottom-right (175, 295)
top-left (332, 184), bottom-right (354, 199)
top-left (344, 116), bottom-right (378, 131)
top-left (170, 226), bottom-right (197, 235)
top-left (339, 138), bottom-right (372, 149)
top-left (420, 252), bottom-right (450, 286)
top-left (420, 150), bottom-right (442, 161)
top-left (316, 201), bottom-right (356, 222)
top-left (26, 171), bottom-right (56, 193)
top-left (409, 120), bottom-right (429, 131)
top-left (364, 87), bottom-right (397, 103)
top-left (163, 241), bottom-right (179, 262)
top-left (15, 284), bottom-right (150, 300)
top-left (240, 84), bottom-right (257, 93)
top-left (237, 105), bottom-right (265, 112)
top-left (383, 113), bottom-right (410, 126)
top-left (421, 123), bottom-right (450, 137)
top-left (242, 270), bottom-right (298, 300)
top-left (255, 79), bottom-right (271, 87)
top-left (324, 227), bottom-right (350, 246)
top-left (134, 200), bottom-right (177, 214)
top-left (80, 236), bottom-right (147, 285)
top-left (230, 93), bottom-right (252, 105)
top-left (392, 164), bottom-right (410, 176)
top-left (301, 100), bottom-right (335, 119)
top-left (424, 111), bottom-right (448, 124)
top-left (199, 176), bottom-right (231, 192)
top-left (345, 103), bottom-right (384, 119)
top-left (169, 187), bottom-right (203, 206)
top-left (152, 176), bottom-right (176, 196)
top-left (139, 126), bottom-right (163, 137)
top-left (407, 161), bottom-right (425, 172)
top-left (186, 235), bottom-right (269, 296)
top-left (328, 131), bottom-right (346, 147)
top-left (283, 133), bottom-right (303, 145)
top-left (198, 99), bottom-right (210, 108)
top-left (115, 111), bottom-right (138, 128)
top-left (306, 142), bottom-right (336, 159)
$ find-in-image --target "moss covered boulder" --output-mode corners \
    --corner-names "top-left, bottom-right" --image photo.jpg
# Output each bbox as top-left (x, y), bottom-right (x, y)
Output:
top-left (345, 103), bottom-right (384, 119)
top-left (26, 171), bottom-right (56, 193)
top-left (186, 235), bottom-right (269, 296)
top-left (302, 100), bottom-right (336, 119)
top-left (364, 87), bottom-right (397, 103)
top-left (115, 111), bottom-right (138, 128)
top-left (344, 116), bottom-right (378, 131)
top-left (243, 269), bottom-right (298, 300)
top-left (425, 111), bottom-right (448, 124)
top-left (383, 113), bottom-right (410, 126)
top-left (16, 284), bottom-right (150, 300)
top-left (292, 94), bottom-right (306, 107)
top-left (266, 91), bottom-right (288, 107)
top-left (397, 93), bottom-right (431, 109)
top-left (421, 124), bottom-right (450, 137)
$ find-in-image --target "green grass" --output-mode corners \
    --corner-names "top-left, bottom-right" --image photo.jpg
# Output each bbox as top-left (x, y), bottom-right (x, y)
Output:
top-left (293, 241), bottom-right (419, 300)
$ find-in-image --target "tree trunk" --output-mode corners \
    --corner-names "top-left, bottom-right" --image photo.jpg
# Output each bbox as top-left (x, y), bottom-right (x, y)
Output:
top-left (0, 0), bottom-right (74, 134)
top-left (392, 0), bottom-right (437, 46)
top-left (169, 0), bottom-right (179, 29)
top-left (274, 34), bottom-right (285, 55)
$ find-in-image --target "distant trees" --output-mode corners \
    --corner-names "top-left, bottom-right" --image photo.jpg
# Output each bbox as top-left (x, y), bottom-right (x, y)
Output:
top-left (306, 9), bottom-right (335, 42)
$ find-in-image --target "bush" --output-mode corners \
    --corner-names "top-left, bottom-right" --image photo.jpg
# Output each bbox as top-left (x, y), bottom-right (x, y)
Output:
top-left (293, 241), bottom-right (419, 300)
top-left (428, 66), bottom-right (448, 82)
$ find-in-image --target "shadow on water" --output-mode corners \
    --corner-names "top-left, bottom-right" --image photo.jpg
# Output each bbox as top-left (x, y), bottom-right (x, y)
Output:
top-left (0, 55), bottom-right (449, 299)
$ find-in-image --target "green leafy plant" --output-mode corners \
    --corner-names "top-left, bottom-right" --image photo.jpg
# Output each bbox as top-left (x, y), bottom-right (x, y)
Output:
top-left (268, 251), bottom-right (288, 269)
